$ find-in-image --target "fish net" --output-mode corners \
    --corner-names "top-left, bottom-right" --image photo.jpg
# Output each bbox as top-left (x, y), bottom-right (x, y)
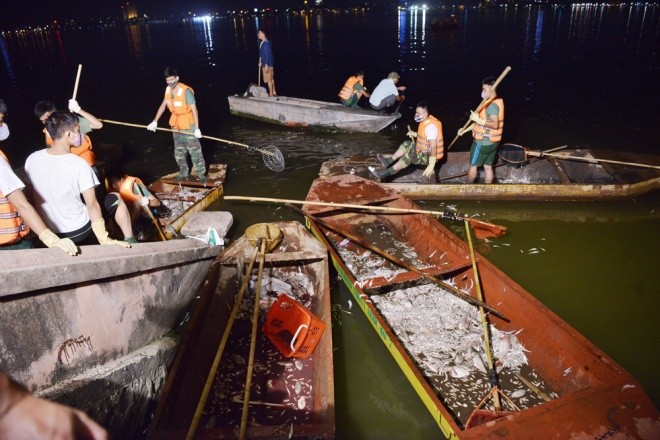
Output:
top-left (259, 145), bottom-right (285, 172)
top-left (497, 143), bottom-right (528, 164)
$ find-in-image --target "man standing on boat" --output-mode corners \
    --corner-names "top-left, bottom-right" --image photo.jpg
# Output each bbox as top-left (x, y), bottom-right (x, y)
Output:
top-left (34, 99), bottom-right (103, 172)
top-left (25, 111), bottom-right (132, 248)
top-left (338, 71), bottom-right (371, 108)
top-left (369, 72), bottom-right (406, 113)
top-left (147, 67), bottom-right (207, 182)
top-left (372, 102), bottom-right (444, 182)
top-left (456, 77), bottom-right (504, 184)
top-left (258, 29), bottom-right (277, 97)
top-left (0, 101), bottom-right (78, 254)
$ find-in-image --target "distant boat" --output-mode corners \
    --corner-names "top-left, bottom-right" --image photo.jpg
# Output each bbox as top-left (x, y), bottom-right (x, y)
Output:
top-left (228, 95), bottom-right (400, 133)
top-left (302, 174), bottom-right (659, 438)
top-left (431, 17), bottom-right (458, 31)
top-left (318, 149), bottom-right (660, 201)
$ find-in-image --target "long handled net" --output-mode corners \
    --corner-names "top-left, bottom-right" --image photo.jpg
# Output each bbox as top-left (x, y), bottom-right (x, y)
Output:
top-left (100, 119), bottom-right (286, 172)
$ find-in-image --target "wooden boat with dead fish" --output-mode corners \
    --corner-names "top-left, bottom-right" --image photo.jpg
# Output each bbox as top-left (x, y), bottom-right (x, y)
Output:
top-left (318, 149), bottom-right (660, 200)
top-left (228, 95), bottom-right (400, 132)
top-left (148, 221), bottom-right (335, 439)
top-left (302, 174), bottom-right (659, 439)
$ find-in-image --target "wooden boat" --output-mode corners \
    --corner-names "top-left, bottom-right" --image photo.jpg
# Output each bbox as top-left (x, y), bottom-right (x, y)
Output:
top-left (148, 221), bottom-right (335, 439)
top-left (302, 175), bottom-right (659, 439)
top-left (148, 163), bottom-right (227, 238)
top-left (228, 95), bottom-right (400, 132)
top-left (0, 165), bottom-right (230, 438)
top-left (318, 149), bottom-right (660, 200)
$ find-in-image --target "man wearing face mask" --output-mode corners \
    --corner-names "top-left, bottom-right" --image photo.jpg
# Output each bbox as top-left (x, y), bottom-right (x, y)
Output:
top-left (456, 77), bottom-right (504, 184)
top-left (147, 67), bottom-right (207, 183)
top-left (34, 99), bottom-right (102, 171)
top-left (24, 111), bottom-right (133, 248)
top-left (371, 102), bottom-right (444, 182)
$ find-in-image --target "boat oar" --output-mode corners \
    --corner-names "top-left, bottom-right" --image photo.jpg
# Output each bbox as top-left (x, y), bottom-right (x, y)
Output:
top-left (224, 195), bottom-right (507, 239)
top-left (239, 233), bottom-right (269, 440)
top-left (135, 182), bottom-right (167, 241)
top-left (499, 143), bottom-right (660, 170)
top-left (99, 119), bottom-right (286, 172)
top-left (447, 66), bottom-right (512, 151)
top-left (72, 64), bottom-right (82, 100)
top-left (288, 203), bottom-right (508, 321)
top-left (186, 242), bottom-right (261, 440)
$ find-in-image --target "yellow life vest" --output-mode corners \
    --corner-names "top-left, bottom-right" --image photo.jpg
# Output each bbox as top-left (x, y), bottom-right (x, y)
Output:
top-left (165, 83), bottom-right (196, 130)
top-left (472, 98), bottom-right (504, 143)
top-left (0, 150), bottom-right (30, 245)
top-left (416, 115), bottom-right (444, 160)
top-left (118, 176), bottom-right (144, 202)
top-left (338, 76), bottom-right (364, 100)
top-left (43, 128), bottom-right (95, 166)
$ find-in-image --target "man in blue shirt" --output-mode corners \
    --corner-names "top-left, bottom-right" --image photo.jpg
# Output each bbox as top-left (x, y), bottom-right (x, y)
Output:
top-left (258, 29), bottom-right (277, 97)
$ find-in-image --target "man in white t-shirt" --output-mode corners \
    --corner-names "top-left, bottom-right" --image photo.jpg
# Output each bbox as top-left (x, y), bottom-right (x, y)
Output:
top-left (368, 72), bottom-right (406, 112)
top-left (371, 102), bottom-right (444, 182)
top-left (24, 111), bottom-right (132, 248)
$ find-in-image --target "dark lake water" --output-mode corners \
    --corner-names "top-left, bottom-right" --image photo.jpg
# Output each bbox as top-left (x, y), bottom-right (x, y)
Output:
top-left (1, 4), bottom-right (659, 438)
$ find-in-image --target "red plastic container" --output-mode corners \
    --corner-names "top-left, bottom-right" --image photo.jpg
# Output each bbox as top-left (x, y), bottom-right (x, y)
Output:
top-left (263, 293), bottom-right (326, 358)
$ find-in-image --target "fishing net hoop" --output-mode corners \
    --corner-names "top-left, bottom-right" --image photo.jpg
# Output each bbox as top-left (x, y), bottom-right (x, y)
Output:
top-left (497, 143), bottom-right (528, 164)
top-left (259, 145), bottom-right (285, 172)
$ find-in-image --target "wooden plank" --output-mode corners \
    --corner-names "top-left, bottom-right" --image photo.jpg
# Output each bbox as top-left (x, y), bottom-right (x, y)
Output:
top-left (545, 157), bottom-right (572, 184)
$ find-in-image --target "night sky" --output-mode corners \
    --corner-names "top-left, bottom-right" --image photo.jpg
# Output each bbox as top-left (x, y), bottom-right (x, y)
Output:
top-left (0, 0), bottom-right (371, 29)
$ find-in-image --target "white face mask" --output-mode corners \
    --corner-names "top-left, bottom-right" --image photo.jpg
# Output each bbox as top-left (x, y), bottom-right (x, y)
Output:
top-left (167, 79), bottom-right (178, 89)
top-left (0, 123), bottom-right (8, 141)
top-left (71, 131), bottom-right (83, 147)
top-left (481, 90), bottom-right (489, 100)
top-left (414, 114), bottom-right (424, 123)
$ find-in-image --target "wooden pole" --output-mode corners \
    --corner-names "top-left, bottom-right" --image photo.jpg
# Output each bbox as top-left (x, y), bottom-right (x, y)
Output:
top-left (225, 195), bottom-right (507, 238)
top-left (239, 238), bottom-right (268, 439)
top-left (465, 219), bottom-right (502, 410)
top-left (525, 150), bottom-right (660, 170)
top-left (447, 66), bottom-right (512, 150)
top-left (186, 245), bottom-right (260, 440)
top-left (135, 183), bottom-right (167, 241)
top-left (292, 204), bottom-right (508, 321)
top-left (72, 64), bottom-right (82, 100)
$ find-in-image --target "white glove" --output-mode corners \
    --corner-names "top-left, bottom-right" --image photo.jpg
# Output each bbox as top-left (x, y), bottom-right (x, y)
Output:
top-left (139, 196), bottom-right (150, 207)
top-left (68, 99), bottom-right (81, 113)
top-left (469, 110), bottom-right (487, 126)
top-left (194, 129), bottom-right (202, 139)
top-left (147, 121), bottom-right (157, 132)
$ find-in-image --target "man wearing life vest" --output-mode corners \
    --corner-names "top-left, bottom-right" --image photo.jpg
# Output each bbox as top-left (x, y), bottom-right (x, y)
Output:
top-left (371, 102), bottom-right (444, 182)
top-left (147, 67), bottom-right (207, 183)
top-left (338, 72), bottom-right (371, 108)
top-left (456, 77), bottom-right (504, 184)
top-left (24, 111), bottom-right (132, 248)
top-left (34, 99), bottom-right (102, 170)
top-left (1, 101), bottom-right (78, 254)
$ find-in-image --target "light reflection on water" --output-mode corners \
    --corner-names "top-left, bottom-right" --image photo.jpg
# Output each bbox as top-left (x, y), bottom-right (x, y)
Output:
top-left (0, 6), bottom-right (659, 436)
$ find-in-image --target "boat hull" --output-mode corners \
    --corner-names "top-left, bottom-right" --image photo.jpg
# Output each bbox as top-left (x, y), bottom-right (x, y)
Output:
top-left (228, 95), bottom-right (400, 132)
top-left (303, 175), bottom-right (659, 438)
top-left (318, 150), bottom-right (660, 200)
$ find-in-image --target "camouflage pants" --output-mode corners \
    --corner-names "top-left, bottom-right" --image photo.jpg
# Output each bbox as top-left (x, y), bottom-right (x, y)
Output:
top-left (173, 132), bottom-right (206, 177)
top-left (397, 139), bottom-right (429, 168)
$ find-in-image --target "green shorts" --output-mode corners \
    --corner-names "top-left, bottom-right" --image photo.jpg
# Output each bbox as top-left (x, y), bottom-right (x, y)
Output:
top-left (469, 140), bottom-right (499, 167)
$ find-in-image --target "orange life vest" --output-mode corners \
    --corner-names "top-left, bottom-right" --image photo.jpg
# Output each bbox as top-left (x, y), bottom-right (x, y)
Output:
top-left (338, 76), bottom-right (364, 100)
top-left (118, 176), bottom-right (144, 202)
top-left (0, 150), bottom-right (30, 245)
top-left (165, 83), bottom-right (196, 130)
top-left (43, 128), bottom-right (95, 166)
top-left (472, 98), bottom-right (504, 143)
top-left (416, 115), bottom-right (444, 160)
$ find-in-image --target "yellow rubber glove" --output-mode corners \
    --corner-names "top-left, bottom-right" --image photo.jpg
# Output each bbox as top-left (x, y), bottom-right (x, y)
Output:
top-left (422, 156), bottom-right (437, 178)
top-left (469, 110), bottom-right (487, 126)
top-left (407, 129), bottom-right (417, 140)
top-left (38, 229), bottom-right (79, 256)
top-left (457, 123), bottom-right (475, 137)
top-left (91, 219), bottom-right (131, 248)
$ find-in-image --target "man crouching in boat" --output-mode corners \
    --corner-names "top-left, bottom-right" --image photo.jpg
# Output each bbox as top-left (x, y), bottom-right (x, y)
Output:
top-left (106, 174), bottom-right (170, 240)
top-left (371, 102), bottom-right (444, 183)
top-left (338, 71), bottom-right (371, 108)
top-left (24, 111), bottom-right (133, 248)
top-left (456, 76), bottom-right (504, 184)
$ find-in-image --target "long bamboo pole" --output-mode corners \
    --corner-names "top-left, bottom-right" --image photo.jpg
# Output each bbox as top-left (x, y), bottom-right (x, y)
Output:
top-left (465, 220), bottom-right (502, 410)
top-left (135, 183), bottom-right (167, 241)
top-left (72, 64), bottom-right (82, 100)
top-left (186, 245), bottom-right (260, 440)
top-left (447, 66), bottom-right (512, 150)
top-left (524, 150), bottom-right (660, 170)
top-left (292, 204), bottom-right (508, 321)
top-left (225, 195), bottom-right (507, 238)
